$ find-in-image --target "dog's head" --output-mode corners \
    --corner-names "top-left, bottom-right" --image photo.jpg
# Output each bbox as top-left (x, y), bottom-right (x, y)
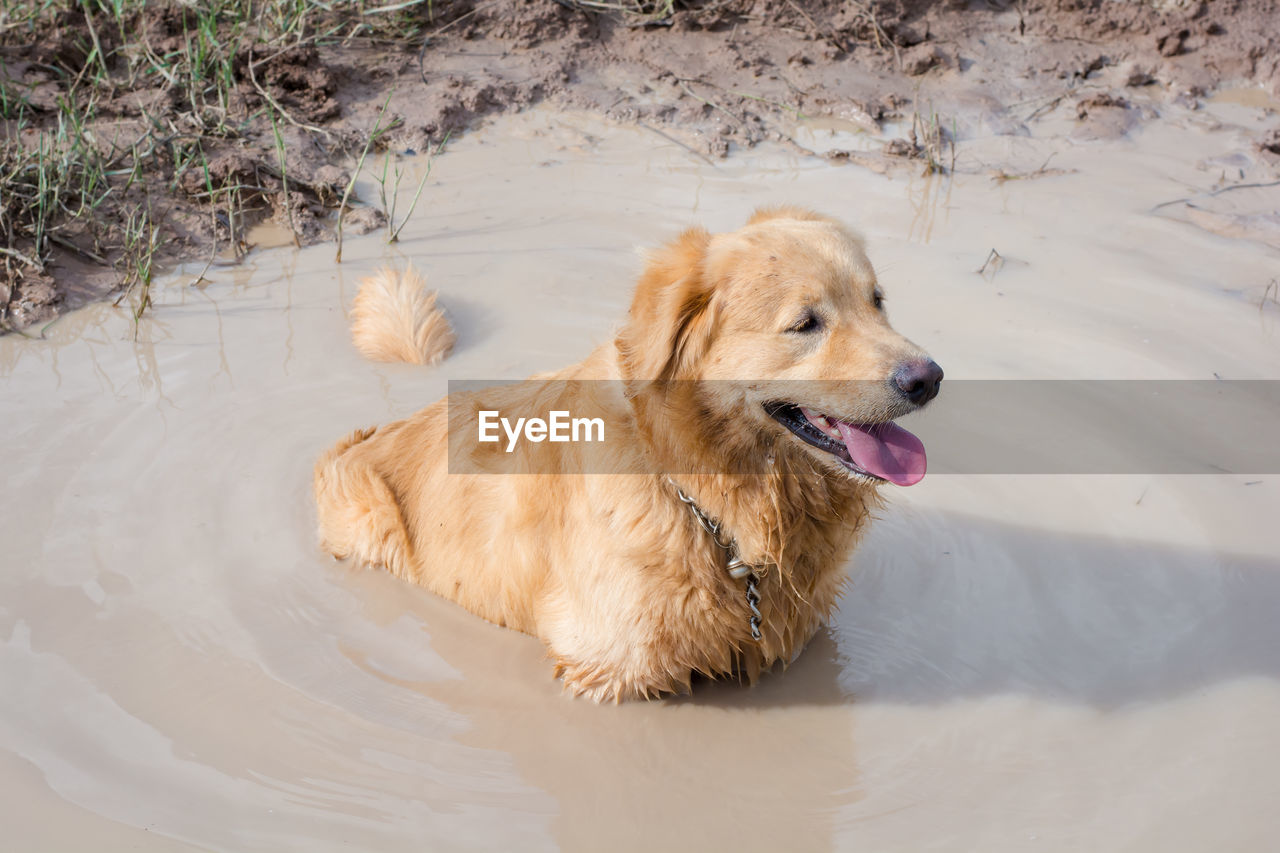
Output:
top-left (618, 206), bottom-right (942, 486)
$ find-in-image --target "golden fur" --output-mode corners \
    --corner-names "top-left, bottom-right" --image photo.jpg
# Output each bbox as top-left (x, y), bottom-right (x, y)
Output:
top-left (315, 207), bottom-right (936, 701)
top-left (349, 265), bottom-right (455, 364)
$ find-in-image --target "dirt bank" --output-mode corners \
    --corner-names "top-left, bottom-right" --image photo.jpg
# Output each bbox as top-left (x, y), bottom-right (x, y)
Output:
top-left (3, 0), bottom-right (1277, 330)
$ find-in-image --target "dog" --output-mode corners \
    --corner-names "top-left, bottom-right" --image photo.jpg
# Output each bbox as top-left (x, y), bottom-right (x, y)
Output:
top-left (314, 207), bottom-right (942, 701)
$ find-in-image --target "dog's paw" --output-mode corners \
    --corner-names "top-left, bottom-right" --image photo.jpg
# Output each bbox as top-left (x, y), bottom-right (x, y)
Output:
top-left (553, 658), bottom-right (693, 703)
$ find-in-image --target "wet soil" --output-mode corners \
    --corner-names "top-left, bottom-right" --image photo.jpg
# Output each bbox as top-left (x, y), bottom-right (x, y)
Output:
top-left (2, 0), bottom-right (1278, 329)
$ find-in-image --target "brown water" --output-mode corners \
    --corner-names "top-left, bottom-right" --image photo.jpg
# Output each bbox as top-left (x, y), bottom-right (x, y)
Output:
top-left (4, 100), bottom-right (1280, 851)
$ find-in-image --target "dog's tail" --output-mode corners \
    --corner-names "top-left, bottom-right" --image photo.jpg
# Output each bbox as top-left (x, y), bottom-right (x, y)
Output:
top-left (349, 265), bottom-right (455, 365)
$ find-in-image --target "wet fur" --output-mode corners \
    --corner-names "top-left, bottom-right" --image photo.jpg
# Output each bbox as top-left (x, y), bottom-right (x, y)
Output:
top-left (315, 207), bottom-right (933, 701)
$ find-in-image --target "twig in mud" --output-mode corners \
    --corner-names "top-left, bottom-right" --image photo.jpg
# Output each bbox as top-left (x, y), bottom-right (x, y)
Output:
top-left (1023, 89), bottom-right (1084, 122)
top-left (976, 248), bottom-right (1004, 279)
top-left (849, 0), bottom-right (898, 66)
top-left (184, 183), bottom-right (272, 200)
top-left (729, 89), bottom-right (807, 121)
top-left (1151, 180), bottom-right (1280, 212)
top-left (417, 0), bottom-right (504, 85)
top-left (49, 233), bottom-right (108, 265)
top-left (783, 0), bottom-right (844, 54)
top-left (1262, 279), bottom-right (1278, 313)
top-left (0, 245), bottom-right (41, 270)
top-left (552, 1), bottom-right (676, 27)
top-left (678, 79), bottom-right (744, 126)
top-left (990, 152), bottom-right (1072, 184)
top-left (388, 132), bottom-right (450, 244)
top-left (637, 121), bottom-right (718, 167)
top-left (672, 73), bottom-right (807, 126)
top-left (336, 91), bottom-right (395, 263)
top-left (363, 0), bottom-right (429, 15)
top-left (190, 222), bottom-right (219, 288)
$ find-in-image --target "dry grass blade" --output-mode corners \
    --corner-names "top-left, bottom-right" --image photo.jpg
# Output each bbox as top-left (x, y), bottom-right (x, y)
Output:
top-left (976, 248), bottom-right (1004, 279)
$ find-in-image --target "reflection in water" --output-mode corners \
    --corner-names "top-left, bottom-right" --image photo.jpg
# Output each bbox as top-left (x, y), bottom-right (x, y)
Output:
top-left (906, 169), bottom-right (953, 245)
top-left (2, 103), bottom-right (1279, 849)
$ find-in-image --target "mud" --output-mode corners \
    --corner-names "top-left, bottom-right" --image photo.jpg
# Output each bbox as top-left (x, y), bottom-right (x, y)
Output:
top-left (3, 0), bottom-right (1279, 329)
top-left (3, 94), bottom-right (1280, 849)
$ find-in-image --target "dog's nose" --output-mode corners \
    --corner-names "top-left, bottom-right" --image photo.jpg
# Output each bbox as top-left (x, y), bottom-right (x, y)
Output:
top-left (893, 359), bottom-right (943, 405)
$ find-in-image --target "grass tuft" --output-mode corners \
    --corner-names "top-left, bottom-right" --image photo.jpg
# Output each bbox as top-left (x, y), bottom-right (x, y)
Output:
top-left (1, 0), bottom-right (439, 329)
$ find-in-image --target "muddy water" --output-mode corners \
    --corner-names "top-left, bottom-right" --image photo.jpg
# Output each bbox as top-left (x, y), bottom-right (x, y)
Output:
top-left (4, 100), bottom-right (1280, 851)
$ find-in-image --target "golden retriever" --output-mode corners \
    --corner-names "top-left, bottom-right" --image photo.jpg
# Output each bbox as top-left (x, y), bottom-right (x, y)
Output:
top-left (314, 207), bottom-right (942, 701)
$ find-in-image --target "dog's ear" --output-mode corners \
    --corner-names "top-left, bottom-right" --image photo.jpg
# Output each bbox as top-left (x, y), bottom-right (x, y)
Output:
top-left (617, 226), bottom-right (716, 381)
top-left (746, 205), bottom-right (834, 226)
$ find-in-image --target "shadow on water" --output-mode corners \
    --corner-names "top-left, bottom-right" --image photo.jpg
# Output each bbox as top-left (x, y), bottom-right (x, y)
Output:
top-left (436, 293), bottom-right (496, 356)
top-left (685, 509), bottom-right (1280, 710)
top-left (373, 508), bottom-right (1280, 848)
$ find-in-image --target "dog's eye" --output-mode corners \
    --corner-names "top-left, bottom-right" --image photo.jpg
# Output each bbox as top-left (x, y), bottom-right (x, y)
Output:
top-left (873, 291), bottom-right (885, 311)
top-left (787, 310), bottom-right (822, 334)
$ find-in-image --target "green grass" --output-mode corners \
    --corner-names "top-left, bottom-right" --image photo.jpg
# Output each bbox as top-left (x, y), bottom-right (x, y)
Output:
top-left (380, 129), bottom-right (449, 244)
top-left (1, 0), bottom-right (436, 328)
top-left (335, 90), bottom-right (396, 262)
top-left (113, 204), bottom-right (160, 329)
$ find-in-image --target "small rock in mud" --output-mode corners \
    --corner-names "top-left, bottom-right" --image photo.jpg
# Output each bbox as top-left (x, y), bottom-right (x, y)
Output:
top-left (289, 162), bottom-right (347, 207)
top-left (1078, 55), bottom-right (1111, 80)
top-left (901, 43), bottom-right (948, 76)
top-left (1156, 28), bottom-right (1190, 57)
top-left (880, 93), bottom-right (908, 115)
top-left (1076, 93), bottom-right (1130, 120)
top-left (888, 23), bottom-right (927, 48)
top-left (250, 45), bottom-right (340, 124)
top-left (3, 273), bottom-right (59, 330)
top-left (883, 138), bottom-right (917, 158)
top-left (179, 152), bottom-right (260, 196)
top-left (341, 207), bottom-right (387, 236)
top-left (271, 190), bottom-right (328, 243)
top-left (1122, 62), bottom-right (1156, 87)
top-left (1258, 129), bottom-right (1280, 157)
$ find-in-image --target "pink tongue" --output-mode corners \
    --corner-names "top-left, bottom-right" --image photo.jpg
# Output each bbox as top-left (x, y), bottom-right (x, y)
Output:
top-left (834, 420), bottom-right (928, 486)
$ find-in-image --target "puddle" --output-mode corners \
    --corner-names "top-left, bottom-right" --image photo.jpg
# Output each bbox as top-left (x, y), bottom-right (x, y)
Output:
top-left (245, 219), bottom-right (303, 251)
top-left (1211, 86), bottom-right (1280, 113)
top-left (3, 103), bottom-right (1279, 850)
top-left (790, 113), bottom-right (885, 155)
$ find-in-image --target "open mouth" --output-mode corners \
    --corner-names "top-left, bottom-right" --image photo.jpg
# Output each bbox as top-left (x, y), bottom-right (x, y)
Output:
top-left (764, 402), bottom-right (928, 486)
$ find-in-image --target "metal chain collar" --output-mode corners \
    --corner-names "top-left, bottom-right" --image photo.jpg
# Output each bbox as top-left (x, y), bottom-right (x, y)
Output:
top-left (671, 481), bottom-right (763, 642)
